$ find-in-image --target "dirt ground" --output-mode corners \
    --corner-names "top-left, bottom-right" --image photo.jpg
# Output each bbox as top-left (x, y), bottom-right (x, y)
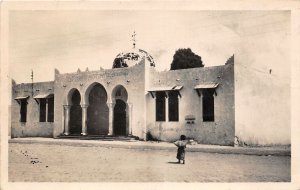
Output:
top-left (8, 143), bottom-right (290, 182)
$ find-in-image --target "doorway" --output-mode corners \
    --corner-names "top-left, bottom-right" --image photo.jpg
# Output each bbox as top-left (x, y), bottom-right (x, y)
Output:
top-left (113, 99), bottom-right (127, 136)
top-left (87, 83), bottom-right (109, 135)
top-left (69, 89), bottom-right (82, 134)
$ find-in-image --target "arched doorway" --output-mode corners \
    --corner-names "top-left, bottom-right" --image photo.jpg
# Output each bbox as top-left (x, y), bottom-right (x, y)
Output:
top-left (113, 99), bottom-right (127, 136)
top-left (112, 85), bottom-right (128, 136)
top-left (69, 89), bottom-right (82, 134)
top-left (87, 83), bottom-right (109, 135)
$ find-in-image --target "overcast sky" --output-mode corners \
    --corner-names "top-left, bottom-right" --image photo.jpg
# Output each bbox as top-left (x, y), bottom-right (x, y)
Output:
top-left (9, 10), bottom-right (289, 83)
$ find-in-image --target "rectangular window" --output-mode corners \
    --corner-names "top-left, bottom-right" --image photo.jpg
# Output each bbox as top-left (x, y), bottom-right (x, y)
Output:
top-left (169, 91), bottom-right (179, 121)
top-left (47, 97), bottom-right (54, 122)
top-left (202, 89), bottom-right (214, 122)
top-left (39, 99), bottom-right (47, 122)
top-left (156, 92), bottom-right (166, 121)
top-left (20, 99), bottom-right (27, 122)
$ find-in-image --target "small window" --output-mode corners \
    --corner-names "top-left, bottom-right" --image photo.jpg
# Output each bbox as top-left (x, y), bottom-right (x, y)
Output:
top-left (202, 89), bottom-right (214, 122)
top-left (20, 99), bottom-right (27, 122)
top-left (47, 97), bottom-right (54, 122)
top-left (156, 92), bottom-right (166, 121)
top-left (116, 89), bottom-right (122, 96)
top-left (39, 99), bottom-right (47, 122)
top-left (169, 91), bottom-right (179, 121)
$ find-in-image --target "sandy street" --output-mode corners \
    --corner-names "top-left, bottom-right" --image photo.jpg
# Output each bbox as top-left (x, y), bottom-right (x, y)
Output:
top-left (9, 143), bottom-right (290, 182)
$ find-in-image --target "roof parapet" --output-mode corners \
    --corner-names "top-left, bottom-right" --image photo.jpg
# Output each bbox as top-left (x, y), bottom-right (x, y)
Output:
top-left (225, 54), bottom-right (234, 65)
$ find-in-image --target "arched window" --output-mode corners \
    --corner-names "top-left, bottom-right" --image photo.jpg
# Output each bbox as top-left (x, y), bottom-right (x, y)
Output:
top-left (116, 88), bottom-right (122, 97)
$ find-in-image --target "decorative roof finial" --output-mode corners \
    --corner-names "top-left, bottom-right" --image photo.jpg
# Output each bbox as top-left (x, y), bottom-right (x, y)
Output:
top-left (131, 31), bottom-right (137, 49)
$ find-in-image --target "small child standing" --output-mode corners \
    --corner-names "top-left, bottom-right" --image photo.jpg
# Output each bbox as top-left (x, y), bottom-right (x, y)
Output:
top-left (174, 135), bottom-right (188, 164)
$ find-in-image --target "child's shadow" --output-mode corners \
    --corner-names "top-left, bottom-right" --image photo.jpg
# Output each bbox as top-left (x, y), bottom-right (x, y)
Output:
top-left (167, 161), bottom-right (180, 164)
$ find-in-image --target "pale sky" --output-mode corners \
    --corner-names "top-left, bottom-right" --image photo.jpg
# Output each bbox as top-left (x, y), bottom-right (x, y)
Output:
top-left (9, 10), bottom-right (290, 84)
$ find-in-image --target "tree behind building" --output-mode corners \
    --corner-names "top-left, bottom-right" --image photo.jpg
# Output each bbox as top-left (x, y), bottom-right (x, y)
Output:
top-left (170, 48), bottom-right (204, 70)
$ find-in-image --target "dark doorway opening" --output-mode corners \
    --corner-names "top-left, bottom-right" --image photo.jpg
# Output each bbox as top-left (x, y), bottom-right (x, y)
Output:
top-left (70, 90), bottom-right (82, 134)
top-left (113, 99), bottom-right (127, 136)
top-left (87, 83), bottom-right (109, 135)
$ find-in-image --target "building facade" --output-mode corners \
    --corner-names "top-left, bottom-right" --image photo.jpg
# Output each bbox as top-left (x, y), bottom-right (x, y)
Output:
top-left (11, 48), bottom-right (235, 145)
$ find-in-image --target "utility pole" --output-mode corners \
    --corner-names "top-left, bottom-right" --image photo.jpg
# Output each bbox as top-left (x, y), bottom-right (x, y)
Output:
top-left (31, 70), bottom-right (34, 97)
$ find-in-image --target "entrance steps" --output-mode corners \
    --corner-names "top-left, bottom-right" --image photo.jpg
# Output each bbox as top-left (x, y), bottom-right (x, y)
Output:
top-left (55, 134), bottom-right (139, 141)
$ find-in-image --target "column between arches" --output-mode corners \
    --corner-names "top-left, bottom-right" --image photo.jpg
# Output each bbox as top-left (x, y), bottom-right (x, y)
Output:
top-left (81, 104), bottom-right (89, 135)
top-left (63, 105), bottom-right (72, 135)
top-left (107, 102), bottom-right (115, 135)
top-left (128, 103), bottom-right (133, 135)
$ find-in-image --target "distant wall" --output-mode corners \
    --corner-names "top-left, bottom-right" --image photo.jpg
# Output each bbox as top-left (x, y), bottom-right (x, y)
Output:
top-left (11, 82), bottom-right (54, 138)
top-left (235, 60), bottom-right (291, 145)
top-left (146, 63), bottom-right (235, 145)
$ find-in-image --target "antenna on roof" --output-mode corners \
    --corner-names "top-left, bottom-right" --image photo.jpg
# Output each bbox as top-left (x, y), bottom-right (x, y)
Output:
top-left (131, 31), bottom-right (137, 49)
top-left (31, 69), bottom-right (34, 96)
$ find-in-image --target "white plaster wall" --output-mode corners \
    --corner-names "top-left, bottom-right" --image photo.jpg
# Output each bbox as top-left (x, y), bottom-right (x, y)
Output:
top-left (235, 59), bottom-right (290, 145)
top-left (146, 63), bottom-right (235, 145)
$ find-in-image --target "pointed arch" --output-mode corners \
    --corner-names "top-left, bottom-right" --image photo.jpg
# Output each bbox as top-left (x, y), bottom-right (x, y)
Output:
top-left (66, 88), bottom-right (82, 135)
top-left (111, 84), bottom-right (128, 103)
top-left (84, 82), bottom-right (109, 135)
top-left (111, 85), bottom-right (129, 136)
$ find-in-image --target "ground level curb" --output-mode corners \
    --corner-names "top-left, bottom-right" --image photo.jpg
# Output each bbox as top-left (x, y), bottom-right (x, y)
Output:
top-left (8, 138), bottom-right (291, 156)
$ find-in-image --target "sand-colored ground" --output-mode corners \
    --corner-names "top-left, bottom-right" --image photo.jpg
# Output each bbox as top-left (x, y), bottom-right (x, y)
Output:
top-left (9, 143), bottom-right (290, 182)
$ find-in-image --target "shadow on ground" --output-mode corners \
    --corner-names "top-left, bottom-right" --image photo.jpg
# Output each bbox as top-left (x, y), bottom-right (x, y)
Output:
top-left (167, 161), bottom-right (180, 164)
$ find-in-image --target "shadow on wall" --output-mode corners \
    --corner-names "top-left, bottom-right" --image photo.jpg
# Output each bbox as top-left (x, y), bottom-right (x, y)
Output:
top-left (146, 131), bottom-right (160, 141)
